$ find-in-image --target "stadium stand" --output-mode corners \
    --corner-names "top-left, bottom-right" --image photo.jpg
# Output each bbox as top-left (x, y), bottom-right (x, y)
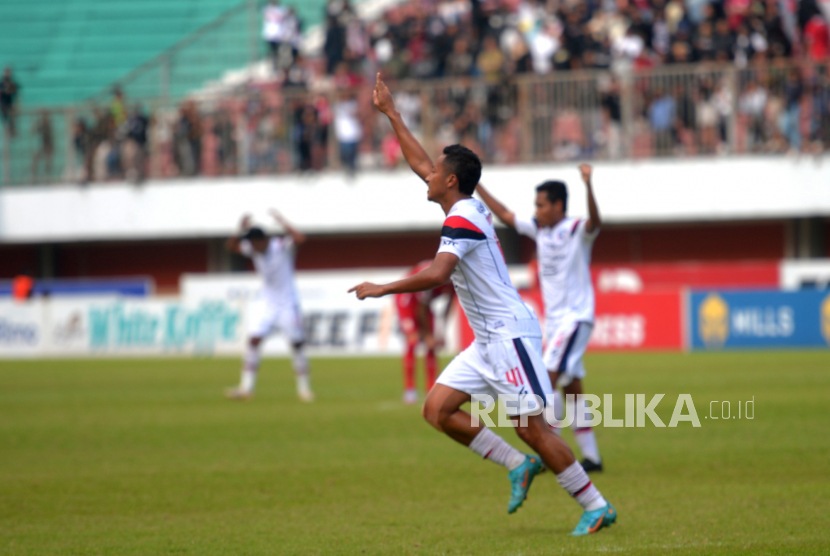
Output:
top-left (0, 0), bottom-right (253, 106)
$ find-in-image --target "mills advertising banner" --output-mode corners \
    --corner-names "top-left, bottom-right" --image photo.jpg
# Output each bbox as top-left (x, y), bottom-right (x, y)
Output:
top-left (690, 290), bottom-right (830, 350)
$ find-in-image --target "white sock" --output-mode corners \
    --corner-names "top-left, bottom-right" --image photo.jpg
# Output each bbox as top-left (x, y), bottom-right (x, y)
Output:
top-left (241, 370), bottom-right (257, 393)
top-left (240, 344), bottom-right (261, 393)
top-left (573, 396), bottom-right (601, 463)
top-left (556, 461), bottom-right (607, 511)
top-left (468, 427), bottom-right (526, 471)
top-left (293, 349), bottom-right (311, 394)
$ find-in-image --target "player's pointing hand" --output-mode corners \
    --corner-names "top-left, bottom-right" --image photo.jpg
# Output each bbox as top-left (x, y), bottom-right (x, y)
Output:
top-left (348, 282), bottom-right (387, 299)
top-left (373, 73), bottom-right (395, 115)
top-left (579, 164), bottom-right (592, 184)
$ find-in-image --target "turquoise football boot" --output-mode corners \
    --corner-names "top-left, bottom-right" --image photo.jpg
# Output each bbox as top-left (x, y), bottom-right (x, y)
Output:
top-left (507, 455), bottom-right (544, 514)
top-left (571, 503), bottom-right (617, 536)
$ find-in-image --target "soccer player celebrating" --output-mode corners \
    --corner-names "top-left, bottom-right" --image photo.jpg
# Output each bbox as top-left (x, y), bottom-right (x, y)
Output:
top-left (225, 210), bottom-right (314, 402)
top-left (349, 74), bottom-right (616, 535)
top-left (396, 260), bottom-right (455, 404)
top-left (476, 166), bottom-right (604, 472)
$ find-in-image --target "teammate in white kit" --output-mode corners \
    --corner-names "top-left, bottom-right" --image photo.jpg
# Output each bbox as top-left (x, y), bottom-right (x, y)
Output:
top-left (477, 165), bottom-right (604, 471)
top-left (225, 210), bottom-right (313, 402)
top-left (349, 74), bottom-right (616, 535)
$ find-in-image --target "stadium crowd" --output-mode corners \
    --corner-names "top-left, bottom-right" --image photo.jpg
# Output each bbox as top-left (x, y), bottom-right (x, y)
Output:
top-left (5, 0), bottom-right (830, 184)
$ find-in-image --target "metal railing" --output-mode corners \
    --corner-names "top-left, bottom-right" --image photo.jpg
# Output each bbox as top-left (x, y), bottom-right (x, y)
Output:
top-left (2, 60), bottom-right (829, 187)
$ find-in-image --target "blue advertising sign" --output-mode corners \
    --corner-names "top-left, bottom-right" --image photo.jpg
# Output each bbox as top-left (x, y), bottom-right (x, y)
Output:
top-left (690, 290), bottom-right (830, 350)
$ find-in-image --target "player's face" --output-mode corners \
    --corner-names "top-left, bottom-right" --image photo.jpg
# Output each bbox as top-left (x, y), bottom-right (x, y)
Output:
top-left (426, 155), bottom-right (451, 202)
top-left (534, 191), bottom-right (562, 227)
top-left (252, 238), bottom-right (269, 252)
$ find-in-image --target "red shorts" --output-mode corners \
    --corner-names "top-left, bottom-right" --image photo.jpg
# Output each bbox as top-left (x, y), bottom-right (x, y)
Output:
top-left (396, 293), bottom-right (433, 336)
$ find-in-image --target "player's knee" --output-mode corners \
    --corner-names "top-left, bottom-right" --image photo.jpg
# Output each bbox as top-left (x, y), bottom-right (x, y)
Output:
top-left (421, 398), bottom-right (444, 431)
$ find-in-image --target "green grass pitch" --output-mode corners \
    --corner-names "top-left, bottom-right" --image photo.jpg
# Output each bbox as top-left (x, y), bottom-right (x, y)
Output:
top-left (1, 351), bottom-right (829, 555)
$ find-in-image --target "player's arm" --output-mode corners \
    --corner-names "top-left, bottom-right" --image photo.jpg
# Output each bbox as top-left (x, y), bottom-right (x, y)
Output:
top-left (415, 299), bottom-right (433, 334)
top-left (476, 183), bottom-right (517, 228)
top-left (225, 214), bottom-right (253, 253)
top-left (580, 164), bottom-right (602, 234)
top-left (373, 73), bottom-right (433, 182)
top-left (269, 209), bottom-right (306, 245)
top-left (349, 253), bottom-right (457, 299)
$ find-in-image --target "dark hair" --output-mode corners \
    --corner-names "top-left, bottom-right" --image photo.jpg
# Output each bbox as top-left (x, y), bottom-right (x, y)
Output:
top-left (442, 144), bottom-right (481, 195)
top-left (536, 181), bottom-right (568, 212)
top-left (243, 227), bottom-right (266, 240)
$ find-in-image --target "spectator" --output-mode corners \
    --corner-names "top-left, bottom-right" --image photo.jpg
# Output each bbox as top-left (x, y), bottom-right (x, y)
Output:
top-left (214, 108), bottom-right (237, 175)
top-left (446, 37), bottom-right (475, 76)
top-left (713, 79), bottom-right (734, 149)
top-left (73, 117), bottom-right (93, 184)
top-left (530, 23), bottom-right (559, 75)
top-left (324, 0), bottom-right (353, 74)
top-left (780, 68), bottom-right (803, 152)
top-left (111, 86), bottom-right (128, 127)
top-left (739, 79), bottom-right (768, 151)
top-left (476, 35), bottom-right (505, 81)
top-left (696, 84), bottom-right (719, 153)
top-left (31, 110), bottom-right (54, 182)
top-left (601, 78), bottom-right (622, 159)
top-left (174, 100), bottom-right (202, 176)
top-left (712, 19), bottom-right (734, 61)
top-left (1, 67), bottom-right (20, 138)
top-left (803, 13), bottom-right (830, 62)
top-left (263, 0), bottom-right (293, 72)
top-left (123, 104), bottom-right (149, 184)
top-left (295, 101), bottom-right (325, 172)
top-left (811, 68), bottom-right (830, 148)
top-left (674, 83), bottom-right (698, 153)
top-left (334, 90), bottom-right (362, 174)
top-left (648, 87), bottom-right (676, 152)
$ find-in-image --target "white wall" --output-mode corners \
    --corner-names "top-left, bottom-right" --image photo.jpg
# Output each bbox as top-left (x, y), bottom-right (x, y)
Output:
top-left (2, 156), bottom-right (829, 244)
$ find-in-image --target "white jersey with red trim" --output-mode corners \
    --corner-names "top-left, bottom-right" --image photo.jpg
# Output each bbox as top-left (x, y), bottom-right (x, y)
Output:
top-left (436, 198), bottom-right (540, 343)
top-left (239, 236), bottom-right (299, 307)
top-left (514, 216), bottom-right (599, 330)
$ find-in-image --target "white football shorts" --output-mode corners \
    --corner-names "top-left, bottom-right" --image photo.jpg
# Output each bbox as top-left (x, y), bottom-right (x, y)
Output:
top-left (543, 321), bottom-right (593, 387)
top-left (436, 336), bottom-right (554, 416)
top-left (247, 300), bottom-right (305, 343)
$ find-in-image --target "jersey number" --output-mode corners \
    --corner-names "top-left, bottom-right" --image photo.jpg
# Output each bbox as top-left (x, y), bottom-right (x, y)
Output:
top-left (506, 368), bottom-right (524, 387)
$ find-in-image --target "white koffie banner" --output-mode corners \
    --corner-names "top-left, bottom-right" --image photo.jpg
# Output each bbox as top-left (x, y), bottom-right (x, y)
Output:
top-left (180, 269), bottom-right (416, 356)
top-left (0, 269), bottom-right (455, 358)
top-left (0, 300), bottom-right (44, 357)
top-left (0, 297), bottom-right (245, 357)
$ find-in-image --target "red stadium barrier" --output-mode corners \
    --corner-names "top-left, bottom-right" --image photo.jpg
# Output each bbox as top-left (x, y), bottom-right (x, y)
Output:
top-left (590, 261), bottom-right (779, 293)
top-left (456, 289), bottom-right (684, 352)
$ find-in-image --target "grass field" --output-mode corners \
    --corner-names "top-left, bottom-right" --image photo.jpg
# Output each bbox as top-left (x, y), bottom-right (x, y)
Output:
top-left (1, 351), bottom-right (829, 555)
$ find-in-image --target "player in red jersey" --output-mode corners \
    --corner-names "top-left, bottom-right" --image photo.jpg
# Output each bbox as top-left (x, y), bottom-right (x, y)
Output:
top-left (395, 260), bottom-right (455, 404)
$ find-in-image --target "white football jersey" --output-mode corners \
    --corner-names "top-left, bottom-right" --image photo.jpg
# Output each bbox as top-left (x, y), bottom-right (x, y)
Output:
top-left (239, 236), bottom-right (299, 307)
top-left (515, 216), bottom-right (599, 330)
top-left (437, 198), bottom-right (541, 343)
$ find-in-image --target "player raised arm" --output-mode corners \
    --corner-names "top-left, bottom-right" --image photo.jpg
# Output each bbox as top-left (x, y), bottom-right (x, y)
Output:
top-left (476, 183), bottom-right (517, 229)
top-left (349, 253), bottom-right (457, 299)
top-left (580, 164), bottom-right (602, 234)
top-left (373, 73), bottom-right (433, 182)
top-left (269, 209), bottom-right (306, 245)
top-left (225, 214), bottom-right (253, 253)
